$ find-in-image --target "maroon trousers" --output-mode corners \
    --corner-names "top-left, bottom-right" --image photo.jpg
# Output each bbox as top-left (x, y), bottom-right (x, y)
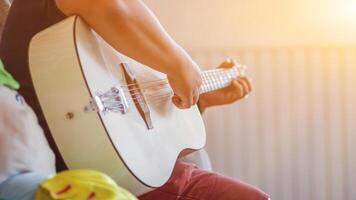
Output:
top-left (139, 162), bottom-right (269, 200)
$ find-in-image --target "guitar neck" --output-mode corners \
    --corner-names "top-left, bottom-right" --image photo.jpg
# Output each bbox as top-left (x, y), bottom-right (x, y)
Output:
top-left (200, 65), bottom-right (245, 94)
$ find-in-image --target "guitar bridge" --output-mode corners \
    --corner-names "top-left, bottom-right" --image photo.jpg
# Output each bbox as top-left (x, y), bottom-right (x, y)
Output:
top-left (85, 87), bottom-right (129, 114)
top-left (121, 62), bottom-right (154, 130)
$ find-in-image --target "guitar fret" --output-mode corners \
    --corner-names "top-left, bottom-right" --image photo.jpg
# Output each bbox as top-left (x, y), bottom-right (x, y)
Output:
top-left (200, 66), bottom-right (242, 94)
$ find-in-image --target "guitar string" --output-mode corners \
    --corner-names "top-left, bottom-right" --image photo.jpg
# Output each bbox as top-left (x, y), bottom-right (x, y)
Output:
top-left (119, 69), bottom-right (236, 95)
top-left (132, 93), bottom-right (173, 104)
top-left (123, 77), bottom-right (214, 96)
top-left (104, 70), bottom-right (244, 112)
top-left (106, 92), bottom-right (174, 110)
top-left (121, 70), bottom-right (238, 100)
top-left (117, 66), bottom-right (241, 90)
top-left (119, 66), bottom-right (242, 97)
top-left (120, 67), bottom-right (232, 88)
top-left (130, 95), bottom-right (174, 104)
top-left (108, 93), bottom-right (173, 107)
top-left (117, 78), bottom-right (200, 98)
top-left (104, 69), bottom-right (243, 110)
top-left (129, 89), bottom-right (172, 101)
top-left (108, 97), bottom-right (172, 112)
top-left (127, 71), bottom-right (236, 102)
top-left (100, 67), bottom-right (242, 105)
top-left (119, 72), bottom-right (215, 93)
top-left (118, 70), bottom-right (213, 91)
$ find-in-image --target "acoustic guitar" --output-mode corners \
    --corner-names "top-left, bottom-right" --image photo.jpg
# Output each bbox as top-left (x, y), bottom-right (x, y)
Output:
top-left (29, 16), bottom-right (245, 195)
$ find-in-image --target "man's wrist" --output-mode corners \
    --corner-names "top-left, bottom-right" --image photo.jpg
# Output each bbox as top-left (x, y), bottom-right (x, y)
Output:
top-left (164, 46), bottom-right (193, 76)
top-left (197, 98), bottom-right (207, 113)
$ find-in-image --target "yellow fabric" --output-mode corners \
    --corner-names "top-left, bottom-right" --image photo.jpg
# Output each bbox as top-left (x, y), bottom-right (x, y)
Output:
top-left (35, 169), bottom-right (137, 200)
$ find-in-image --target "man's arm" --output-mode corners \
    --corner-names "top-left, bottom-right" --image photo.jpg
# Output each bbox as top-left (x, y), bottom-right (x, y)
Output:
top-left (55, 0), bottom-right (201, 109)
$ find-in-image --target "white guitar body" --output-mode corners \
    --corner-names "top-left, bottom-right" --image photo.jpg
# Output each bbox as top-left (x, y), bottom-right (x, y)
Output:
top-left (29, 16), bottom-right (206, 195)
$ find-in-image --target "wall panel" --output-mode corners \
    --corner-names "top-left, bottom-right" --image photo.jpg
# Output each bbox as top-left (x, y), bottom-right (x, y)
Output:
top-left (191, 47), bottom-right (356, 200)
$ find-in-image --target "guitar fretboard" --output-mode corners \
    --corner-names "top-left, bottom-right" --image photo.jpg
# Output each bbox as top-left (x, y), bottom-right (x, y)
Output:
top-left (200, 65), bottom-right (245, 94)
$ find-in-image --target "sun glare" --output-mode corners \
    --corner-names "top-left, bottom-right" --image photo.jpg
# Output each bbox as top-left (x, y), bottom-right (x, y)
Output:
top-left (335, 0), bottom-right (356, 22)
top-left (345, 2), bottom-right (356, 18)
top-left (349, 2), bottom-right (356, 16)
top-left (309, 0), bottom-right (356, 31)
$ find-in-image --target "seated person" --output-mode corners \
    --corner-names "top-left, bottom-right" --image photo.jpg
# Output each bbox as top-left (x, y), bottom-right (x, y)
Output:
top-left (0, 0), bottom-right (269, 199)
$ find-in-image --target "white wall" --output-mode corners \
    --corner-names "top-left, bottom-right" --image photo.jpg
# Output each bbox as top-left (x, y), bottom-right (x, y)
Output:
top-left (144, 0), bottom-right (356, 49)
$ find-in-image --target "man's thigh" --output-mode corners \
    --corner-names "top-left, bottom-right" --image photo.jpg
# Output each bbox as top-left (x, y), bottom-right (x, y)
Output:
top-left (139, 161), bottom-right (269, 200)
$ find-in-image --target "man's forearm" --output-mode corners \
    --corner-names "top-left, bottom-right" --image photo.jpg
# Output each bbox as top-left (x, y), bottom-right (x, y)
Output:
top-left (56, 0), bottom-right (190, 75)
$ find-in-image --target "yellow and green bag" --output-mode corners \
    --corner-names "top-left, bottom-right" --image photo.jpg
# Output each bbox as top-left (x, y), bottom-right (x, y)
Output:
top-left (35, 170), bottom-right (137, 200)
top-left (0, 60), bottom-right (19, 90)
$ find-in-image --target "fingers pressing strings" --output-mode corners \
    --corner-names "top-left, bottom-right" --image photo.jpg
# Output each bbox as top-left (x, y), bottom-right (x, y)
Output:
top-left (239, 76), bottom-right (252, 93)
top-left (235, 77), bottom-right (251, 98)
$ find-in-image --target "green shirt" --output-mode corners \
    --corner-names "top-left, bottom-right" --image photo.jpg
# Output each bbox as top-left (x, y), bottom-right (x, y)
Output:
top-left (0, 60), bottom-right (19, 90)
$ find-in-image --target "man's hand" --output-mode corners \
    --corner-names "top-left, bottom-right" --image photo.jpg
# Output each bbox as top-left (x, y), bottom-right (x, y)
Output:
top-left (168, 55), bottom-right (202, 109)
top-left (197, 60), bottom-right (252, 112)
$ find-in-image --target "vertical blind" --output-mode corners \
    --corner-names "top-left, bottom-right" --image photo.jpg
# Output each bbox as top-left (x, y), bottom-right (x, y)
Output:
top-left (191, 47), bottom-right (356, 200)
